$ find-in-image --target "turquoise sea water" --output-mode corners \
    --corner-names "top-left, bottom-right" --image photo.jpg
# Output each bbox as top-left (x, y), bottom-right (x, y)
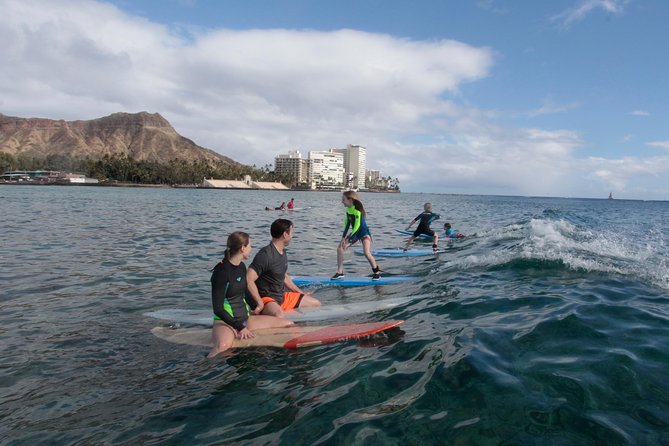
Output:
top-left (1, 185), bottom-right (668, 445)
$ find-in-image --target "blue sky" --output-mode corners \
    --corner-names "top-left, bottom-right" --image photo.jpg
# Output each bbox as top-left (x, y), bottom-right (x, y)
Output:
top-left (1, 0), bottom-right (668, 199)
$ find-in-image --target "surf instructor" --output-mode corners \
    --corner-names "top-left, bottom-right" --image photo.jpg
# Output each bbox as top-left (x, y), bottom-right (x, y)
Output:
top-left (247, 218), bottom-right (320, 318)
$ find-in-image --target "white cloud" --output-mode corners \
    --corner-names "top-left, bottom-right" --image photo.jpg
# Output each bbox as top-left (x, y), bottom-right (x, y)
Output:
top-left (647, 141), bottom-right (669, 151)
top-left (0, 0), bottom-right (493, 164)
top-left (630, 110), bottom-right (650, 116)
top-left (528, 99), bottom-right (581, 117)
top-left (582, 155), bottom-right (669, 196)
top-left (552, 0), bottom-right (628, 27)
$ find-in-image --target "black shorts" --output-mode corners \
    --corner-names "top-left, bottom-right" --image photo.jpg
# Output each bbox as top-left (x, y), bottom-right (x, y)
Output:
top-left (414, 227), bottom-right (435, 237)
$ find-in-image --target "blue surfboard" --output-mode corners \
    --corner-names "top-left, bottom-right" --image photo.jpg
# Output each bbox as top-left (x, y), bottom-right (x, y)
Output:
top-left (364, 249), bottom-right (440, 257)
top-left (292, 275), bottom-right (416, 287)
top-left (395, 229), bottom-right (432, 239)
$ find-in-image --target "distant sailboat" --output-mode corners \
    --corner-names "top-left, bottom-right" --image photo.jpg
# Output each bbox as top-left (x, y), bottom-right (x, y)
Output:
top-left (608, 192), bottom-right (613, 200)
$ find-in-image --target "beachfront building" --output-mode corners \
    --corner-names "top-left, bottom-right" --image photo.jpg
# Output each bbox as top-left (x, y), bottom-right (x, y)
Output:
top-left (333, 144), bottom-right (366, 190)
top-left (1, 170), bottom-right (98, 183)
top-left (274, 150), bottom-right (311, 185)
top-left (58, 173), bottom-right (99, 184)
top-left (202, 175), bottom-right (288, 190)
top-left (308, 149), bottom-right (345, 189)
top-left (366, 169), bottom-right (385, 189)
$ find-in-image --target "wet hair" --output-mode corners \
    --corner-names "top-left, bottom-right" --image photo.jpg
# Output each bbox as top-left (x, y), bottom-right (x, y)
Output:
top-left (343, 190), bottom-right (366, 216)
top-left (424, 202), bottom-right (432, 212)
top-left (271, 219), bottom-right (293, 239)
top-left (444, 223), bottom-right (451, 229)
top-left (224, 231), bottom-right (250, 260)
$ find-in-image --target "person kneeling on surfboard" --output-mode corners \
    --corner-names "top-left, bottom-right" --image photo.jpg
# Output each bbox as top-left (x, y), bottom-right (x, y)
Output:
top-left (247, 219), bottom-right (321, 318)
top-left (332, 191), bottom-right (381, 281)
top-left (403, 202), bottom-right (440, 252)
top-left (444, 222), bottom-right (466, 239)
top-left (209, 231), bottom-right (294, 358)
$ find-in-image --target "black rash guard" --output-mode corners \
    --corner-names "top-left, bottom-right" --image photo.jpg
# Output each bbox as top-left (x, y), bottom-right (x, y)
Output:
top-left (211, 259), bottom-right (251, 331)
top-left (413, 211), bottom-right (441, 237)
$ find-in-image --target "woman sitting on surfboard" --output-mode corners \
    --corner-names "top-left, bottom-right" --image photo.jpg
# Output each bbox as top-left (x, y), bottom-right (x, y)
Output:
top-left (332, 191), bottom-right (381, 281)
top-left (209, 231), bottom-right (294, 358)
top-left (403, 202), bottom-right (440, 252)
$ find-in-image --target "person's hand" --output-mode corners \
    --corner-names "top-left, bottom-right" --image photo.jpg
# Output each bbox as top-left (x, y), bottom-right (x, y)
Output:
top-left (252, 301), bottom-right (264, 315)
top-left (237, 327), bottom-right (254, 339)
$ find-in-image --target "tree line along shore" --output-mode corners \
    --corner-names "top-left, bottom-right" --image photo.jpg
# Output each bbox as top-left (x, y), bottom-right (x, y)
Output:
top-left (0, 153), bottom-right (400, 191)
top-left (0, 153), bottom-right (293, 187)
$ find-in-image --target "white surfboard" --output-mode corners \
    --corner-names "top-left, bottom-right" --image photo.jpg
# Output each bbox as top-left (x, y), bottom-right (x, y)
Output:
top-left (144, 295), bottom-right (415, 325)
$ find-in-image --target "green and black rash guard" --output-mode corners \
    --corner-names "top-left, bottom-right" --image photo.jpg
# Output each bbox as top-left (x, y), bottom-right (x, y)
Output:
top-left (343, 205), bottom-right (371, 242)
top-left (211, 259), bottom-right (251, 331)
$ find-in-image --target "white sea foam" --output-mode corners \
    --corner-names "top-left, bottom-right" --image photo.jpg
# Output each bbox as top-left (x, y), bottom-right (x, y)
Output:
top-left (453, 217), bottom-right (669, 289)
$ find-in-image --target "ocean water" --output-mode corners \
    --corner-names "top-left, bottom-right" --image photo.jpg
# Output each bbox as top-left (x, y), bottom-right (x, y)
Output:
top-left (1, 185), bottom-right (668, 445)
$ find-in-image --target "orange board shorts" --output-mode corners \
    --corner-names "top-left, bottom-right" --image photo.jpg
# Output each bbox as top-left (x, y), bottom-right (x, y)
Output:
top-left (261, 292), bottom-right (304, 311)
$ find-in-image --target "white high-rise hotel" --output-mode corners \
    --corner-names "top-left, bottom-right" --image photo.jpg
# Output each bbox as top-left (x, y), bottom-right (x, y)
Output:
top-left (275, 144), bottom-right (367, 189)
top-left (308, 149), bottom-right (344, 188)
top-left (333, 144), bottom-right (366, 190)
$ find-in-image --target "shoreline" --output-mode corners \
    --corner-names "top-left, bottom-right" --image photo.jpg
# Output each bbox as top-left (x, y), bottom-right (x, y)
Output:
top-left (0, 181), bottom-right (400, 193)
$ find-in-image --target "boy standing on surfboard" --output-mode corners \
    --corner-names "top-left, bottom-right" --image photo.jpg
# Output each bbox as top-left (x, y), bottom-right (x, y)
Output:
top-left (403, 202), bottom-right (440, 252)
top-left (247, 219), bottom-right (320, 318)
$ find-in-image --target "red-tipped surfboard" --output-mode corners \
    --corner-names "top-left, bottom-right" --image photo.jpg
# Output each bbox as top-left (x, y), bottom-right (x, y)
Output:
top-left (282, 320), bottom-right (403, 349)
top-left (151, 320), bottom-right (403, 350)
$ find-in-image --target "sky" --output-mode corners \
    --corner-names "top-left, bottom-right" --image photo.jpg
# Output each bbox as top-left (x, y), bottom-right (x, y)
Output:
top-left (1, 0), bottom-right (668, 199)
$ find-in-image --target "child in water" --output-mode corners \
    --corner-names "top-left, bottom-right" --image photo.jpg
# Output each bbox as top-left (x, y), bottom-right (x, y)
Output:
top-left (444, 223), bottom-right (466, 239)
top-left (265, 202), bottom-right (286, 211)
top-left (404, 202), bottom-right (440, 252)
top-left (332, 191), bottom-right (381, 280)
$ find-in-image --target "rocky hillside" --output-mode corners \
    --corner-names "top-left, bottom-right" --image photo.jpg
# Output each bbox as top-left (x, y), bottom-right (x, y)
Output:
top-left (0, 112), bottom-right (237, 164)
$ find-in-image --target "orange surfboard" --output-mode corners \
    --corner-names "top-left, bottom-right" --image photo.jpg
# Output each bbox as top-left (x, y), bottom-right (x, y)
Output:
top-left (151, 320), bottom-right (403, 349)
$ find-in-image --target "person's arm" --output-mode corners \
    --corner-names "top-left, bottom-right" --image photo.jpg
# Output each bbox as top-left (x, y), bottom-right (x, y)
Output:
top-left (246, 267), bottom-right (265, 314)
top-left (406, 215), bottom-right (419, 230)
top-left (349, 208), bottom-right (361, 236)
top-left (283, 274), bottom-right (304, 294)
top-left (342, 213), bottom-right (351, 239)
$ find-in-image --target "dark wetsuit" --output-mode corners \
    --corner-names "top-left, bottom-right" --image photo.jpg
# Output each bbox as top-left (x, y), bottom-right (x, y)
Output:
top-left (413, 212), bottom-right (440, 237)
top-left (343, 205), bottom-right (371, 243)
top-left (211, 259), bottom-right (251, 331)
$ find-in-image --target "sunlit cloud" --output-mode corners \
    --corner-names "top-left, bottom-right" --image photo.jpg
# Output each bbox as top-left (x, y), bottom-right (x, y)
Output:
top-left (552, 0), bottom-right (628, 27)
top-left (528, 100), bottom-right (581, 117)
top-left (630, 110), bottom-right (650, 116)
top-left (647, 141), bottom-right (669, 151)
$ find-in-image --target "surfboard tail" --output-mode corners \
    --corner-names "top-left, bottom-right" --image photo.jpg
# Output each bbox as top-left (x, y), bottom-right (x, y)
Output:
top-left (282, 320), bottom-right (403, 349)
